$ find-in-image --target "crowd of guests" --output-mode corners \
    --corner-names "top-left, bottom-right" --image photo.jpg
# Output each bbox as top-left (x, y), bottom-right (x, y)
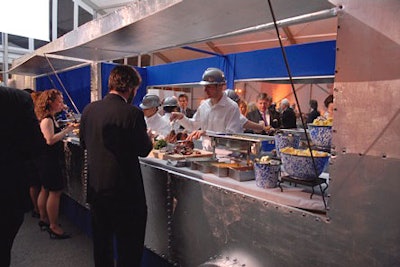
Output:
top-left (2, 65), bottom-right (334, 267)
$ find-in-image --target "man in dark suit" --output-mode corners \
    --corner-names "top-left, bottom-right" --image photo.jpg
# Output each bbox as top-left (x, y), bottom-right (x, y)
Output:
top-left (280, 98), bottom-right (297, 129)
top-left (0, 86), bottom-right (45, 266)
top-left (306, 99), bottom-right (320, 124)
top-left (79, 65), bottom-right (153, 267)
top-left (178, 93), bottom-right (196, 118)
top-left (246, 92), bottom-right (280, 133)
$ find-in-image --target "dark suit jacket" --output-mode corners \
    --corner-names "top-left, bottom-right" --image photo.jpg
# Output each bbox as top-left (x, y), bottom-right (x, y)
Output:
top-left (281, 107), bottom-right (297, 129)
top-left (80, 94), bottom-right (153, 205)
top-left (306, 109), bottom-right (320, 124)
top-left (246, 109), bottom-right (281, 130)
top-left (0, 86), bottom-right (46, 211)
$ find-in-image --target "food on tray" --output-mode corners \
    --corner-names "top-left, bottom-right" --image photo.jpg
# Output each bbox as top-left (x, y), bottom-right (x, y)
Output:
top-left (280, 147), bottom-right (329, 157)
top-left (165, 130), bottom-right (188, 143)
top-left (154, 139), bottom-right (167, 150)
top-left (72, 128), bottom-right (80, 135)
top-left (229, 166), bottom-right (254, 171)
top-left (172, 140), bottom-right (195, 155)
top-left (211, 162), bottom-right (241, 168)
top-left (312, 116), bottom-right (333, 126)
top-left (255, 155), bottom-right (280, 165)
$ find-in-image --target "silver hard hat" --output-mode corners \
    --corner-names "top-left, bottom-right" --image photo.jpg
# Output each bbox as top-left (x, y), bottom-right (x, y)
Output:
top-left (225, 89), bottom-right (240, 102)
top-left (139, 94), bottom-right (160, 109)
top-left (162, 96), bottom-right (178, 107)
top-left (199, 67), bottom-right (226, 85)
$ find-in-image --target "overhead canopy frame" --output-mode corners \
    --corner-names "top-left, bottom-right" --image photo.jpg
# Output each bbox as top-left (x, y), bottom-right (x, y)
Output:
top-left (9, 0), bottom-right (335, 76)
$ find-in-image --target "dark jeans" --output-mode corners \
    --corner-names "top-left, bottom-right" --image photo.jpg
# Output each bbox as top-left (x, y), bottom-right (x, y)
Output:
top-left (0, 208), bottom-right (24, 266)
top-left (90, 195), bottom-right (147, 267)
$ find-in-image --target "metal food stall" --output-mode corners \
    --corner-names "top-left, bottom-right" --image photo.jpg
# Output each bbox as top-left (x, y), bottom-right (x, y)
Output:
top-left (9, 0), bottom-right (400, 266)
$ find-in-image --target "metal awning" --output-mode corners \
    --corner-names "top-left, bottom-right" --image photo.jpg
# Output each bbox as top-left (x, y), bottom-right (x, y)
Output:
top-left (9, 0), bottom-right (335, 76)
top-left (10, 54), bottom-right (90, 76)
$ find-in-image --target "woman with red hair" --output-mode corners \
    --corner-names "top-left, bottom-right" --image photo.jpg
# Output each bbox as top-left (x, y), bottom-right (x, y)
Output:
top-left (35, 89), bottom-right (75, 239)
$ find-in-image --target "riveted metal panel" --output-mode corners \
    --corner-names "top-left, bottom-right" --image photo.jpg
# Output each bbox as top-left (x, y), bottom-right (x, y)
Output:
top-left (141, 163), bottom-right (171, 260)
top-left (328, 0), bottom-right (400, 265)
top-left (332, 0), bottom-right (400, 158)
top-left (167, 174), bottom-right (331, 267)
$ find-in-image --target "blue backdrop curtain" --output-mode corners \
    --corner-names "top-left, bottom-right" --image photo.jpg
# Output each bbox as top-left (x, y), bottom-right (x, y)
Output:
top-left (35, 41), bottom-right (335, 110)
top-left (35, 65), bottom-right (91, 113)
top-left (232, 40), bottom-right (336, 80)
top-left (145, 40), bottom-right (336, 88)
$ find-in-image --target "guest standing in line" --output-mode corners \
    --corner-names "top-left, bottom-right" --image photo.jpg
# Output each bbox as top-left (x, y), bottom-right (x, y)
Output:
top-left (279, 98), bottom-right (297, 129)
top-left (324, 94), bottom-right (334, 119)
top-left (178, 93), bottom-right (196, 118)
top-left (0, 86), bottom-right (46, 266)
top-left (246, 92), bottom-right (280, 133)
top-left (35, 89), bottom-right (75, 239)
top-left (306, 99), bottom-right (321, 124)
top-left (80, 65), bottom-right (153, 267)
top-left (225, 89), bottom-right (270, 134)
top-left (238, 99), bottom-right (248, 117)
top-left (23, 89), bottom-right (42, 219)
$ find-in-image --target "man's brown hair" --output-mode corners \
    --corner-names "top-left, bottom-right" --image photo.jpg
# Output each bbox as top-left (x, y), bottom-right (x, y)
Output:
top-left (108, 65), bottom-right (141, 93)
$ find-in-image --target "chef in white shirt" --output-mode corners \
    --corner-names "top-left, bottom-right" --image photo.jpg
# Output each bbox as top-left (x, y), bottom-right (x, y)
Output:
top-left (140, 94), bottom-right (171, 138)
top-left (170, 67), bottom-right (242, 141)
top-left (161, 96), bottom-right (180, 132)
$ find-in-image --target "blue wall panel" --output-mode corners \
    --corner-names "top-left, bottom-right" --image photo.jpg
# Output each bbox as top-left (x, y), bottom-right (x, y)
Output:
top-left (35, 65), bottom-right (91, 113)
top-left (36, 41), bottom-right (335, 109)
top-left (233, 40), bottom-right (336, 80)
top-left (101, 63), bottom-right (148, 107)
top-left (145, 41), bottom-right (336, 87)
top-left (146, 56), bottom-right (228, 86)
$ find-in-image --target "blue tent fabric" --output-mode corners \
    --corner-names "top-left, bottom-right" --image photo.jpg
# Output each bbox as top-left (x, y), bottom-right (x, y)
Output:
top-left (232, 40), bottom-right (336, 80)
top-left (145, 56), bottom-right (227, 86)
top-left (36, 41), bottom-right (335, 110)
top-left (145, 40), bottom-right (336, 87)
top-left (35, 65), bottom-right (91, 113)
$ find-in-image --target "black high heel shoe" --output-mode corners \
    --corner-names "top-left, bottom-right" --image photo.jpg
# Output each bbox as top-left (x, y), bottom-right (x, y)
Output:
top-left (38, 221), bottom-right (50, 231)
top-left (48, 228), bottom-right (71, 240)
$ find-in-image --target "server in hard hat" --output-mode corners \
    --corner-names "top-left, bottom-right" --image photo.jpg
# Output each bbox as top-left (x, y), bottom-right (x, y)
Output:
top-left (161, 96), bottom-right (180, 132)
top-left (170, 67), bottom-right (242, 140)
top-left (140, 94), bottom-right (171, 138)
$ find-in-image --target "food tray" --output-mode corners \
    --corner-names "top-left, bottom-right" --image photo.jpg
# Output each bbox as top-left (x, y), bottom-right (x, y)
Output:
top-left (163, 149), bottom-right (213, 160)
top-left (192, 160), bottom-right (218, 173)
top-left (210, 163), bottom-right (241, 177)
top-left (211, 165), bottom-right (229, 177)
top-left (228, 166), bottom-right (255, 181)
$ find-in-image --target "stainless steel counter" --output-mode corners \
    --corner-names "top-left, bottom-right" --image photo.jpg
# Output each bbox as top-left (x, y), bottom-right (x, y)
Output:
top-left (140, 155), bottom-right (327, 212)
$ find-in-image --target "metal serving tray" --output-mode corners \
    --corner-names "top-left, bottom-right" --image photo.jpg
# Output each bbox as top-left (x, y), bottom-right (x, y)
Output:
top-left (228, 166), bottom-right (255, 181)
top-left (192, 160), bottom-right (218, 173)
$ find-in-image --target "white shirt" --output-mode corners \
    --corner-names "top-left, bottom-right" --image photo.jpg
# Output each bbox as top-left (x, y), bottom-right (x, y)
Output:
top-left (239, 114), bottom-right (248, 130)
top-left (178, 94), bottom-right (242, 134)
top-left (162, 113), bottom-right (180, 132)
top-left (145, 112), bottom-right (171, 138)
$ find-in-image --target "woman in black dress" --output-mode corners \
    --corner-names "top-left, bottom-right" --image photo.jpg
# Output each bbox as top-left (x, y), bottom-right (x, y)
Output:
top-left (34, 89), bottom-right (75, 239)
